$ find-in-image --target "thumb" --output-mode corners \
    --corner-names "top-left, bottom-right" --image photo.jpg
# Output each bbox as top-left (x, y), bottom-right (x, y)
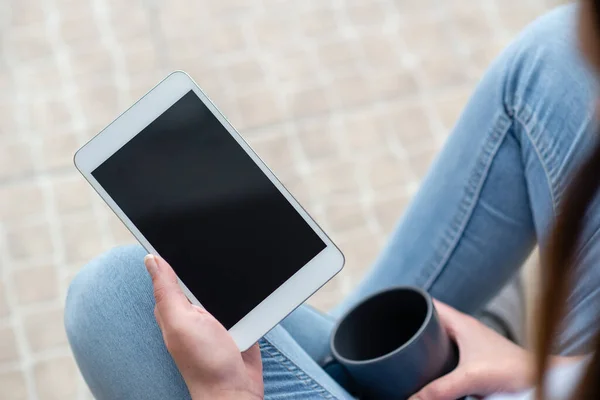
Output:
top-left (144, 254), bottom-right (190, 326)
top-left (409, 369), bottom-right (470, 400)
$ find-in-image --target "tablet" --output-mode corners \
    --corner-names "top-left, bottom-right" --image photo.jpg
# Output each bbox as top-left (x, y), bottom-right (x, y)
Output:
top-left (74, 71), bottom-right (344, 351)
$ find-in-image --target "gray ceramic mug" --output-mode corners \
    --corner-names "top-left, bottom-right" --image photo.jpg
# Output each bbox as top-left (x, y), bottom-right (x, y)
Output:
top-left (330, 287), bottom-right (461, 399)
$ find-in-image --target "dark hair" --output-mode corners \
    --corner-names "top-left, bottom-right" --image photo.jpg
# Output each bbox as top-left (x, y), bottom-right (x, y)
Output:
top-left (535, 3), bottom-right (600, 399)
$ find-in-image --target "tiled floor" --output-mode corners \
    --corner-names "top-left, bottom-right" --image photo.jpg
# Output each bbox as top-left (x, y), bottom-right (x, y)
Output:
top-left (0, 0), bottom-right (565, 398)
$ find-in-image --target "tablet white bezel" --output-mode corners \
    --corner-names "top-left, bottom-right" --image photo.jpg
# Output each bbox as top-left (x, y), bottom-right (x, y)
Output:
top-left (74, 71), bottom-right (344, 351)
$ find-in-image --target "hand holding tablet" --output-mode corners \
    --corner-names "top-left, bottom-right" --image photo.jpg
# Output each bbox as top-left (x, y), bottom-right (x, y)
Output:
top-left (74, 71), bottom-right (344, 350)
top-left (143, 253), bottom-right (264, 399)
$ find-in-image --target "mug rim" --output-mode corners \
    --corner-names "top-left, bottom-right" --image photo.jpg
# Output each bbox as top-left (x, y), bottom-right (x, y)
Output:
top-left (330, 286), bottom-right (434, 366)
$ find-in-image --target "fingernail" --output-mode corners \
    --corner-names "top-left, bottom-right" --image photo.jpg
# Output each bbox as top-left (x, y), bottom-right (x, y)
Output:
top-left (408, 397), bottom-right (421, 400)
top-left (144, 254), bottom-right (158, 277)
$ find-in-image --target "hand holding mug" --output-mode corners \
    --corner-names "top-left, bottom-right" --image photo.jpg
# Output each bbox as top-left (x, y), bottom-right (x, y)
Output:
top-left (409, 300), bottom-right (534, 400)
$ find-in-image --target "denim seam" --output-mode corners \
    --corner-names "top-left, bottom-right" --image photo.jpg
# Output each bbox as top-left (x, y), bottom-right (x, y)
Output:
top-left (421, 111), bottom-right (513, 289)
top-left (261, 339), bottom-right (336, 399)
top-left (516, 100), bottom-right (600, 257)
top-left (559, 284), bottom-right (600, 355)
top-left (513, 102), bottom-right (559, 216)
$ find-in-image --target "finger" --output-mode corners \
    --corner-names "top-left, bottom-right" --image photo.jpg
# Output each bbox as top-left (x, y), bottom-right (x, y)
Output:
top-left (432, 299), bottom-right (461, 320)
top-left (432, 299), bottom-right (470, 339)
top-left (144, 255), bottom-right (190, 326)
top-left (241, 343), bottom-right (262, 371)
top-left (408, 369), bottom-right (470, 400)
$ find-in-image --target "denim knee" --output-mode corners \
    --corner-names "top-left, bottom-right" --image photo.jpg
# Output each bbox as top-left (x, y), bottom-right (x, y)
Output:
top-left (64, 245), bottom-right (149, 344)
top-left (498, 4), bottom-right (596, 211)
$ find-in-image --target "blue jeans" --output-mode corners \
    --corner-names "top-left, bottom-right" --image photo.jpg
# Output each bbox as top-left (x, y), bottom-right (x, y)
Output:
top-left (65, 4), bottom-right (600, 399)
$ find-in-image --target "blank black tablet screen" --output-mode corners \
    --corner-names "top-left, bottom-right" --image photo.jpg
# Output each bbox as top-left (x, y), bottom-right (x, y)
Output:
top-left (92, 90), bottom-right (326, 329)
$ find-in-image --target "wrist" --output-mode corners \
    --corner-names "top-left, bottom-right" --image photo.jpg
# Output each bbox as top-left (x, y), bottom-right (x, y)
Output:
top-left (191, 387), bottom-right (263, 400)
top-left (551, 354), bottom-right (587, 368)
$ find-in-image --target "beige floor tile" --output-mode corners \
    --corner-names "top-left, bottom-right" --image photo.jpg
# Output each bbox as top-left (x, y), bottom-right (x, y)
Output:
top-left (277, 172), bottom-right (314, 210)
top-left (449, 3), bottom-right (496, 49)
top-left (317, 39), bottom-right (361, 72)
top-left (253, 15), bottom-right (298, 51)
top-left (392, 103), bottom-right (435, 153)
top-left (288, 87), bottom-right (333, 119)
top-left (8, 0), bottom-right (47, 29)
top-left (323, 199), bottom-right (370, 235)
top-left (367, 153), bottom-right (414, 191)
top-left (106, 212), bottom-right (136, 245)
top-left (28, 100), bottom-right (73, 135)
top-left (19, 61), bottom-right (65, 98)
top-left (13, 267), bottom-right (59, 306)
top-left (0, 370), bottom-right (29, 400)
top-left (250, 135), bottom-right (295, 175)
top-left (433, 88), bottom-right (472, 131)
top-left (122, 41), bottom-right (160, 78)
top-left (69, 48), bottom-right (115, 82)
top-left (340, 110), bottom-right (389, 152)
top-left (223, 59), bottom-right (266, 90)
top-left (23, 309), bottom-right (68, 353)
top-left (337, 231), bottom-right (383, 287)
top-left (296, 117), bottom-right (339, 161)
top-left (0, 282), bottom-right (9, 319)
top-left (60, 214), bottom-right (106, 266)
top-left (0, 184), bottom-right (46, 224)
top-left (310, 162), bottom-right (361, 199)
top-left (371, 195), bottom-right (411, 235)
top-left (0, 139), bottom-right (35, 181)
top-left (41, 133), bottom-right (81, 172)
top-left (5, 28), bottom-right (54, 65)
top-left (330, 73), bottom-right (373, 109)
top-left (33, 356), bottom-right (78, 400)
top-left (346, 1), bottom-right (389, 29)
top-left (236, 90), bottom-right (286, 130)
top-left (0, 103), bottom-right (19, 137)
top-left (298, 7), bottom-right (339, 38)
top-left (418, 49), bottom-right (472, 89)
top-left (0, 326), bottom-right (20, 364)
top-left (77, 85), bottom-right (121, 130)
top-left (205, 25), bottom-right (247, 55)
top-left (110, 8), bottom-right (153, 43)
top-left (369, 70), bottom-right (420, 102)
top-left (6, 222), bottom-right (55, 262)
top-left (59, 9), bottom-right (100, 49)
top-left (271, 51), bottom-right (320, 87)
top-left (51, 175), bottom-right (94, 215)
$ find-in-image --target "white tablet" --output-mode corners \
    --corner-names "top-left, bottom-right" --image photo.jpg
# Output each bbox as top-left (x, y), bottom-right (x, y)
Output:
top-left (74, 71), bottom-right (344, 351)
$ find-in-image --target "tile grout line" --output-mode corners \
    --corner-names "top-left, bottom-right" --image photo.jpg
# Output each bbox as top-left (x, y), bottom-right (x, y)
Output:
top-left (40, 0), bottom-right (114, 398)
top-left (142, 0), bottom-right (171, 75)
top-left (484, 0), bottom-right (512, 43)
top-left (294, 0), bottom-right (351, 237)
top-left (334, 0), bottom-right (389, 260)
top-left (378, 0), bottom-right (425, 194)
top-left (91, 0), bottom-right (131, 111)
top-left (240, 2), bottom-right (327, 227)
top-left (40, 0), bottom-right (77, 320)
top-left (88, 0), bottom-right (129, 253)
top-left (0, 227), bottom-right (39, 398)
top-left (0, 6), bottom-right (41, 399)
top-left (386, 0), bottom-right (452, 148)
top-left (316, 0), bottom-right (374, 293)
